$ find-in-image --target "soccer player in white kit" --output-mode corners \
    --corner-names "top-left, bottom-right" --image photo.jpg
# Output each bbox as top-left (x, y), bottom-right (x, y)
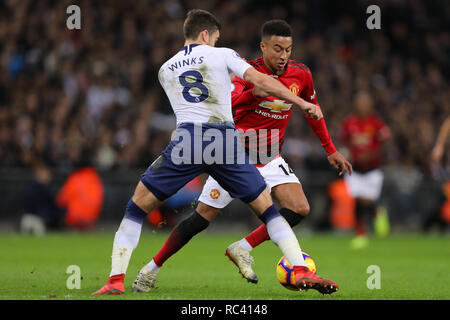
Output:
top-left (93, 9), bottom-right (338, 295)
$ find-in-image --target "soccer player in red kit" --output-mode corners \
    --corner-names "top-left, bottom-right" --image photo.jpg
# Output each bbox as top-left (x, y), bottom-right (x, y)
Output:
top-left (138, 20), bottom-right (352, 290)
top-left (341, 91), bottom-right (391, 249)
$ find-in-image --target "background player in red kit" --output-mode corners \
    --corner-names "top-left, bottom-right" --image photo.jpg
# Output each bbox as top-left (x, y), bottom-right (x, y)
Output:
top-left (143, 20), bottom-right (352, 285)
top-left (341, 91), bottom-right (391, 249)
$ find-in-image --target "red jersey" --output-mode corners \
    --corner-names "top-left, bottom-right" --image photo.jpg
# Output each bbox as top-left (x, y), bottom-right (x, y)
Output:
top-left (232, 57), bottom-right (336, 164)
top-left (341, 115), bottom-right (391, 171)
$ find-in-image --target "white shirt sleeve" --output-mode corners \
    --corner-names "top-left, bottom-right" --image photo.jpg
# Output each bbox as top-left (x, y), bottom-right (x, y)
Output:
top-left (222, 48), bottom-right (252, 80)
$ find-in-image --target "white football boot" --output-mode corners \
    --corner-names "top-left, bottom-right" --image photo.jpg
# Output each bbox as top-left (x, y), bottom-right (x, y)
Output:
top-left (132, 267), bottom-right (158, 292)
top-left (225, 243), bottom-right (258, 284)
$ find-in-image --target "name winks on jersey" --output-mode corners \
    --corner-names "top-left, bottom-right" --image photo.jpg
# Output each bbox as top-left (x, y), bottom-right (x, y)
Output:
top-left (168, 56), bottom-right (205, 72)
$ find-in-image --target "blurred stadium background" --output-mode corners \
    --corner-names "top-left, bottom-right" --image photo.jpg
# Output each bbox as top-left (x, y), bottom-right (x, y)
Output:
top-left (0, 0), bottom-right (448, 235)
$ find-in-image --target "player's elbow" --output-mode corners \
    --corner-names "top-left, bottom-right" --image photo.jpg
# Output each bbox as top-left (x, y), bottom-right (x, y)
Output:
top-left (243, 67), bottom-right (256, 83)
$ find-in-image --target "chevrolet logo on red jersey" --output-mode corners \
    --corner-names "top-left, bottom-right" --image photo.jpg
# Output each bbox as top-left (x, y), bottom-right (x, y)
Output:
top-left (259, 100), bottom-right (292, 113)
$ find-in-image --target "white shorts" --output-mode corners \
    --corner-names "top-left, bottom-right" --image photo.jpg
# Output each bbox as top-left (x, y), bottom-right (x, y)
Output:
top-left (344, 169), bottom-right (384, 201)
top-left (198, 156), bottom-right (301, 209)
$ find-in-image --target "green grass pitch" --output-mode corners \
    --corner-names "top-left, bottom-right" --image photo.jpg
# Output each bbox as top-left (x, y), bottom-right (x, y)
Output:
top-left (0, 230), bottom-right (449, 300)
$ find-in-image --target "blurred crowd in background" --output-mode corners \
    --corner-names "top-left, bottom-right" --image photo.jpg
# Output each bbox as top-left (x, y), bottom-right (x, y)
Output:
top-left (0, 0), bottom-right (448, 172)
top-left (0, 0), bottom-right (449, 231)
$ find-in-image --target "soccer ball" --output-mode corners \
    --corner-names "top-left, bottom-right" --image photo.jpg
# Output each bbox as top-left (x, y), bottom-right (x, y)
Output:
top-left (276, 253), bottom-right (317, 290)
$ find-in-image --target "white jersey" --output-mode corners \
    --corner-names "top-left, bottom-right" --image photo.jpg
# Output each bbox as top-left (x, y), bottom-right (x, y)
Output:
top-left (158, 44), bottom-right (252, 125)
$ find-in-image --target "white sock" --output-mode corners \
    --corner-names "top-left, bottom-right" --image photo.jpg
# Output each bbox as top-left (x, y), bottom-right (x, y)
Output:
top-left (266, 215), bottom-right (307, 267)
top-left (144, 259), bottom-right (160, 273)
top-left (236, 238), bottom-right (253, 252)
top-left (110, 217), bottom-right (143, 276)
top-left (110, 245), bottom-right (133, 277)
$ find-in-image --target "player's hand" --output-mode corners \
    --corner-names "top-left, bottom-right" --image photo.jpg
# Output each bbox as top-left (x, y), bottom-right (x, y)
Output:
top-left (300, 101), bottom-right (323, 120)
top-left (328, 151), bottom-right (353, 176)
top-left (252, 86), bottom-right (270, 98)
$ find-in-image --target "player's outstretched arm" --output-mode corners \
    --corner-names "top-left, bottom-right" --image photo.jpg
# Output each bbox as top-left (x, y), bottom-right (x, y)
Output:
top-left (243, 67), bottom-right (323, 120)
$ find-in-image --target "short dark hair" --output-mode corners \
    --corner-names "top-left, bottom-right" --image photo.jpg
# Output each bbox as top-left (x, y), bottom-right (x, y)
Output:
top-left (261, 20), bottom-right (292, 40)
top-left (183, 9), bottom-right (221, 40)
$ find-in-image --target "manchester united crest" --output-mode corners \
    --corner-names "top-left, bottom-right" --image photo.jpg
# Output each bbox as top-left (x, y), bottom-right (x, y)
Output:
top-left (289, 83), bottom-right (300, 95)
top-left (210, 189), bottom-right (220, 199)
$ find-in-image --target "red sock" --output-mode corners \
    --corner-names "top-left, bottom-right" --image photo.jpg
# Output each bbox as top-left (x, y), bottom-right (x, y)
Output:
top-left (355, 218), bottom-right (366, 236)
top-left (153, 211), bottom-right (210, 267)
top-left (245, 224), bottom-right (271, 248)
top-left (152, 229), bottom-right (182, 267)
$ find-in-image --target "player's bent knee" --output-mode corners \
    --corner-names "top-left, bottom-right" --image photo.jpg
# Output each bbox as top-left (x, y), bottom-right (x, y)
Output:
top-left (196, 201), bottom-right (220, 222)
top-left (249, 188), bottom-right (273, 215)
top-left (293, 203), bottom-right (310, 216)
top-left (131, 181), bottom-right (163, 213)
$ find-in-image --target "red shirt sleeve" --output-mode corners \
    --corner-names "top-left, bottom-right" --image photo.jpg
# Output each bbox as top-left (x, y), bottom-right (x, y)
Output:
top-left (300, 69), bottom-right (337, 155)
top-left (231, 76), bottom-right (256, 108)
